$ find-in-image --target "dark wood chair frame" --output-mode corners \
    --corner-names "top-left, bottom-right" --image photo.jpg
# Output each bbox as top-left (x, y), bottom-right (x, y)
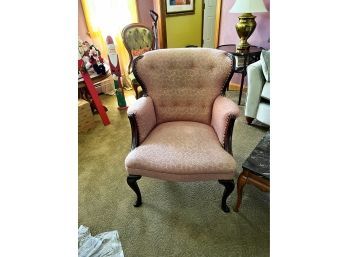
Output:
top-left (121, 23), bottom-right (155, 99)
top-left (126, 52), bottom-right (238, 213)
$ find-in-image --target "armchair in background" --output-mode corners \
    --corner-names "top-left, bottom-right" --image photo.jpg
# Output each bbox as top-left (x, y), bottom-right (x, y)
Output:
top-left (124, 48), bottom-right (240, 213)
top-left (245, 50), bottom-right (270, 126)
top-left (122, 23), bottom-right (154, 99)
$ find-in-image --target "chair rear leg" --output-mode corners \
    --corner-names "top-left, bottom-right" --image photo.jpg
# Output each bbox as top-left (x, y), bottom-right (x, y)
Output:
top-left (218, 180), bottom-right (235, 213)
top-left (127, 175), bottom-right (142, 207)
top-left (245, 116), bottom-right (254, 125)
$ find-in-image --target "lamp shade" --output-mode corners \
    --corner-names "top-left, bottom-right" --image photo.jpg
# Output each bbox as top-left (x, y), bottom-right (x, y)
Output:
top-left (229, 0), bottom-right (268, 13)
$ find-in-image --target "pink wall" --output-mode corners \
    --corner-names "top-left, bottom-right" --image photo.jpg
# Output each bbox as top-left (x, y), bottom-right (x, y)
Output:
top-left (78, 0), bottom-right (92, 43)
top-left (219, 0), bottom-right (270, 49)
top-left (137, 0), bottom-right (154, 29)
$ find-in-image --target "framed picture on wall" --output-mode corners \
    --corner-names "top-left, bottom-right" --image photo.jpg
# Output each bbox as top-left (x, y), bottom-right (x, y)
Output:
top-left (166, 0), bottom-right (195, 16)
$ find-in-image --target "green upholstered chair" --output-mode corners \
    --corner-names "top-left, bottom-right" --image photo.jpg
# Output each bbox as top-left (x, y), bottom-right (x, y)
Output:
top-left (122, 23), bottom-right (154, 99)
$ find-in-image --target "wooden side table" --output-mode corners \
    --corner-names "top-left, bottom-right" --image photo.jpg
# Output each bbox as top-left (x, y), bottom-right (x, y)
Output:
top-left (234, 131), bottom-right (270, 212)
top-left (217, 44), bottom-right (263, 105)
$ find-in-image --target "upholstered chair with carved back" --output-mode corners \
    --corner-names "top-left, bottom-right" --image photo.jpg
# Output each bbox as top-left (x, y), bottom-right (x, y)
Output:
top-left (124, 48), bottom-right (240, 212)
top-left (122, 23), bottom-right (154, 99)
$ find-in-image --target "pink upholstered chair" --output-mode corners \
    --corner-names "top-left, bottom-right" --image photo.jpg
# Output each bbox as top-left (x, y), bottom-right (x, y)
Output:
top-left (124, 48), bottom-right (240, 212)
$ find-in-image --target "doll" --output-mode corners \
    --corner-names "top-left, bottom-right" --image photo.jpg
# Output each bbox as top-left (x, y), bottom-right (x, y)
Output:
top-left (89, 45), bottom-right (106, 75)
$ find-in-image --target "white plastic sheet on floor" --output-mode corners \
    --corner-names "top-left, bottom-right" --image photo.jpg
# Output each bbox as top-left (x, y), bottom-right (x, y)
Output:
top-left (78, 225), bottom-right (124, 257)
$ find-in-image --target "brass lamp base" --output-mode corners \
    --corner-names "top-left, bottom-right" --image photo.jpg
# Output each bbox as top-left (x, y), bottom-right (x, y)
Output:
top-left (235, 13), bottom-right (256, 51)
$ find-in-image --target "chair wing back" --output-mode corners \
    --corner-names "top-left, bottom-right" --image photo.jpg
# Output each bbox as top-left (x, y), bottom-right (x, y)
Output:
top-left (122, 23), bottom-right (154, 73)
top-left (133, 48), bottom-right (234, 125)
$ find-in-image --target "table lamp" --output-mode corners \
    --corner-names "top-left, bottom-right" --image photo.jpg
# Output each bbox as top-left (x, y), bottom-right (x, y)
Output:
top-left (229, 0), bottom-right (268, 51)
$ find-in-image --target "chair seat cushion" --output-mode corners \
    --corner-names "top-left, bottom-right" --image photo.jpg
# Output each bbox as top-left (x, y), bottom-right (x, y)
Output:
top-left (125, 121), bottom-right (237, 181)
top-left (261, 82), bottom-right (270, 100)
top-left (256, 102), bottom-right (270, 125)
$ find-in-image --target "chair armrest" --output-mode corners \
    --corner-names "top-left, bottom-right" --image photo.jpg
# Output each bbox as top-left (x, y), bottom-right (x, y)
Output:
top-left (127, 96), bottom-right (156, 148)
top-left (245, 60), bottom-right (266, 119)
top-left (211, 96), bottom-right (240, 154)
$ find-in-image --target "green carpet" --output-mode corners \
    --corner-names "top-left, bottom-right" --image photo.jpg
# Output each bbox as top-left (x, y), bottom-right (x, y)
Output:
top-left (78, 90), bottom-right (269, 257)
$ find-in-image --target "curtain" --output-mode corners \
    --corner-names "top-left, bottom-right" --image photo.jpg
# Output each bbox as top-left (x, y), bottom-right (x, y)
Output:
top-left (80, 0), bottom-right (138, 86)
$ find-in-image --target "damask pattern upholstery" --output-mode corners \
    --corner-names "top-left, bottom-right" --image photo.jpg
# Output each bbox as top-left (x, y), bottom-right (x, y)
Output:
top-left (211, 96), bottom-right (240, 145)
top-left (124, 48), bottom-right (240, 212)
top-left (127, 96), bottom-right (156, 144)
top-left (125, 121), bottom-right (237, 181)
top-left (133, 48), bottom-right (233, 125)
top-left (123, 27), bottom-right (153, 57)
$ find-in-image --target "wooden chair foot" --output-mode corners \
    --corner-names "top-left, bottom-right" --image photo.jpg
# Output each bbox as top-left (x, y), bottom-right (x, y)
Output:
top-left (127, 175), bottom-right (142, 207)
top-left (218, 180), bottom-right (235, 213)
top-left (234, 170), bottom-right (248, 212)
top-left (245, 116), bottom-right (254, 125)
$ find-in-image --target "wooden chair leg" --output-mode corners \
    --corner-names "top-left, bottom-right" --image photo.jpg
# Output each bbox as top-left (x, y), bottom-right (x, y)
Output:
top-left (234, 170), bottom-right (248, 212)
top-left (127, 175), bottom-right (142, 207)
top-left (218, 179), bottom-right (235, 213)
top-left (245, 116), bottom-right (254, 125)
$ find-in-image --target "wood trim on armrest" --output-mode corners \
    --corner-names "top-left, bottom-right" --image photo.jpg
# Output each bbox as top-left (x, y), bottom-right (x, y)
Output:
top-left (128, 113), bottom-right (139, 150)
top-left (221, 52), bottom-right (236, 96)
top-left (132, 55), bottom-right (148, 97)
top-left (223, 115), bottom-right (237, 156)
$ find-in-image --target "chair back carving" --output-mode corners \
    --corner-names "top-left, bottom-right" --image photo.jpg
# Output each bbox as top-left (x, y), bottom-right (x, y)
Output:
top-left (122, 23), bottom-right (154, 74)
top-left (133, 48), bottom-right (234, 125)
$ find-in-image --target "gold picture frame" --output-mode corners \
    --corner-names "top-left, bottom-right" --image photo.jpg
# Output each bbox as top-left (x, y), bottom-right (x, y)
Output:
top-left (166, 0), bottom-right (195, 16)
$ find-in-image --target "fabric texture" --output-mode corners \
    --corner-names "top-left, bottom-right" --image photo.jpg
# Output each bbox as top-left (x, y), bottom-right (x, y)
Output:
top-left (245, 59), bottom-right (270, 126)
top-left (256, 103), bottom-right (270, 125)
top-left (78, 225), bottom-right (124, 257)
top-left (133, 48), bottom-right (233, 125)
top-left (260, 50), bottom-right (270, 82)
top-left (261, 82), bottom-right (270, 100)
top-left (131, 47), bottom-right (151, 57)
top-left (123, 27), bottom-right (153, 53)
top-left (127, 96), bottom-right (156, 144)
top-left (211, 96), bottom-right (240, 145)
top-left (125, 121), bottom-right (236, 181)
top-left (245, 60), bottom-right (266, 119)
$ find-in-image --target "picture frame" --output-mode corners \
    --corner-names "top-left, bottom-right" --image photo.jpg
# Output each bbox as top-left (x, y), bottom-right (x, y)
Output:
top-left (166, 0), bottom-right (195, 16)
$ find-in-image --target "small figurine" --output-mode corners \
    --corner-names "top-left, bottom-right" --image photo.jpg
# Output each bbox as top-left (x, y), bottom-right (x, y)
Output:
top-left (89, 45), bottom-right (106, 75)
top-left (78, 40), bottom-right (94, 71)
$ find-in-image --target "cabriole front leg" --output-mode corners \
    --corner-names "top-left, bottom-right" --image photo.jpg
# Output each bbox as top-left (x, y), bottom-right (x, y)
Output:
top-left (218, 179), bottom-right (235, 213)
top-left (127, 175), bottom-right (142, 207)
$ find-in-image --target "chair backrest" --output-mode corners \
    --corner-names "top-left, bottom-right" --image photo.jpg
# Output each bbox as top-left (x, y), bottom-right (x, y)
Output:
top-left (133, 48), bottom-right (234, 125)
top-left (122, 23), bottom-right (154, 74)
